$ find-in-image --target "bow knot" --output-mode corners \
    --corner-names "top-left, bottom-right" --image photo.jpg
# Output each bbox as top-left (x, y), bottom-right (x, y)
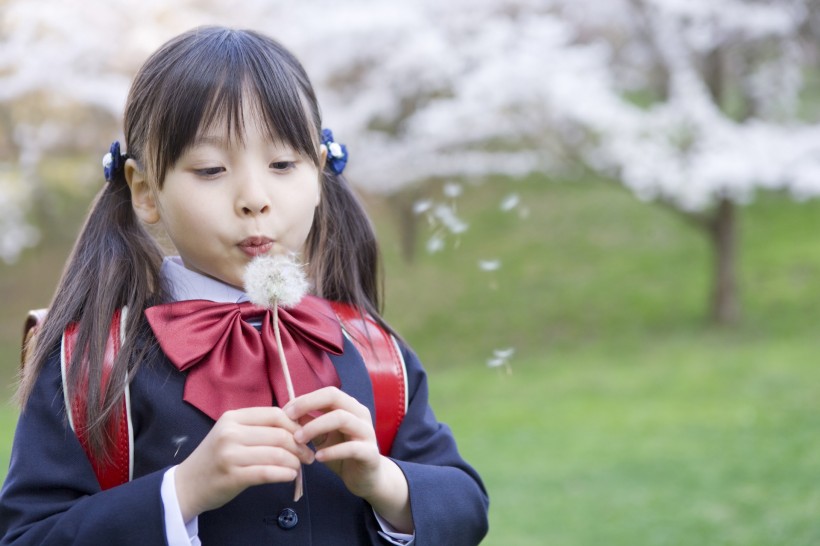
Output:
top-left (145, 296), bottom-right (344, 421)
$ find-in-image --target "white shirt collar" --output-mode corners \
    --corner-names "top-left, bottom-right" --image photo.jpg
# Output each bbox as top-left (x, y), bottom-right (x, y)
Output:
top-left (161, 256), bottom-right (250, 303)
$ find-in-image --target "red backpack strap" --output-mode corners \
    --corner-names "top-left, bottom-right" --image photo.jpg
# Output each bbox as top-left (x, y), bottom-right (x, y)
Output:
top-left (328, 302), bottom-right (408, 456)
top-left (61, 308), bottom-right (133, 490)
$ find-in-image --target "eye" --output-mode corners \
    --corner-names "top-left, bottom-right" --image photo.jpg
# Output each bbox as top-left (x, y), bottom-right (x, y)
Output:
top-left (193, 166), bottom-right (225, 178)
top-left (270, 161), bottom-right (296, 172)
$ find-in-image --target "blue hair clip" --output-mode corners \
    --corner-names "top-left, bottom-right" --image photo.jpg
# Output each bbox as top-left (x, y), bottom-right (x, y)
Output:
top-left (320, 129), bottom-right (348, 175)
top-left (102, 141), bottom-right (127, 182)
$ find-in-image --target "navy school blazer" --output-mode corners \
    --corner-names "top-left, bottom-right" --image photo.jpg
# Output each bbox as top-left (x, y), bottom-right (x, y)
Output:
top-left (0, 334), bottom-right (489, 545)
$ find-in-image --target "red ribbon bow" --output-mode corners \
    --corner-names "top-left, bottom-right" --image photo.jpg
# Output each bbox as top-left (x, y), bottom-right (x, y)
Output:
top-left (145, 296), bottom-right (344, 421)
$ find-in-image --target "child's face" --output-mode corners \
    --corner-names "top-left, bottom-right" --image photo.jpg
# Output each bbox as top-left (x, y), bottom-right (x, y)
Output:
top-left (148, 109), bottom-right (322, 289)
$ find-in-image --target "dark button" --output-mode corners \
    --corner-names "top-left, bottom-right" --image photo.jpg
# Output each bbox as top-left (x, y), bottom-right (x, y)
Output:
top-left (277, 508), bottom-right (298, 530)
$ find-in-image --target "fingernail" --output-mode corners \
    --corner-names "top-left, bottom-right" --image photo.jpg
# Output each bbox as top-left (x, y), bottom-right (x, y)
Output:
top-left (294, 429), bottom-right (304, 443)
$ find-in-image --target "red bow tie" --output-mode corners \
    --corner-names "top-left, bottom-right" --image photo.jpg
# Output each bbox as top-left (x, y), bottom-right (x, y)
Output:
top-left (145, 296), bottom-right (344, 421)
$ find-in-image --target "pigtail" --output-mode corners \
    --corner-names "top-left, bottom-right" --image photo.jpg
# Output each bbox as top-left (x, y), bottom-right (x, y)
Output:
top-left (306, 169), bottom-right (396, 337)
top-left (18, 163), bottom-right (166, 460)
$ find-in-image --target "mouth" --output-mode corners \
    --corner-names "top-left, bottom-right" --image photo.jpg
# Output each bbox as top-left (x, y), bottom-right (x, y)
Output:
top-left (238, 236), bottom-right (275, 257)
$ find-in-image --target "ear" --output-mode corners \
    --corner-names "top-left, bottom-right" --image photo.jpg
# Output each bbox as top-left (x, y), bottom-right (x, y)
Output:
top-left (319, 144), bottom-right (328, 173)
top-left (124, 158), bottom-right (160, 224)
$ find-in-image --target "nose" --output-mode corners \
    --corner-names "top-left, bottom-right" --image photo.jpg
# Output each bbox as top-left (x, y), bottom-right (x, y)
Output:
top-left (236, 169), bottom-right (271, 216)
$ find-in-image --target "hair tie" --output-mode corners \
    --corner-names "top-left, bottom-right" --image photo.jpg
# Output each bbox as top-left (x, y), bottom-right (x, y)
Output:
top-left (320, 129), bottom-right (348, 175)
top-left (102, 141), bottom-right (128, 182)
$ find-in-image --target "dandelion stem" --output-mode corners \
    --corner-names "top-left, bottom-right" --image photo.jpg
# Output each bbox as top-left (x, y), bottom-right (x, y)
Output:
top-left (273, 306), bottom-right (296, 401)
top-left (272, 304), bottom-right (302, 501)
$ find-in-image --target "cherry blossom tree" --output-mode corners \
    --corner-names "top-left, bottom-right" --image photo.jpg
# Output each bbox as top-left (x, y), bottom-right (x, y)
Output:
top-left (568, 0), bottom-right (820, 323)
top-left (2, 0), bottom-right (819, 325)
top-left (290, 0), bottom-right (820, 324)
top-left (0, 0), bottom-right (204, 260)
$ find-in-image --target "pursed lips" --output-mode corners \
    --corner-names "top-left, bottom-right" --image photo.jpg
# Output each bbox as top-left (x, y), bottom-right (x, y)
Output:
top-left (238, 236), bottom-right (275, 257)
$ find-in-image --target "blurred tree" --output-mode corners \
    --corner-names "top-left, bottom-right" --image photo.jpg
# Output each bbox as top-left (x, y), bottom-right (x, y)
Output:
top-left (563, 0), bottom-right (820, 323)
top-left (293, 0), bottom-right (820, 324)
top-left (1, 0), bottom-right (819, 324)
top-left (0, 0), bottom-right (198, 259)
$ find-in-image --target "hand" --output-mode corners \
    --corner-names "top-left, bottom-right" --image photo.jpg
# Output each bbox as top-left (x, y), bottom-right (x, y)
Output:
top-left (284, 388), bottom-right (413, 533)
top-left (174, 407), bottom-right (315, 522)
top-left (284, 387), bottom-right (380, 495)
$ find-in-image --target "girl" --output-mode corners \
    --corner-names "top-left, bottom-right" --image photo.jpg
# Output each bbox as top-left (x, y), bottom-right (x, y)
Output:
top-left (0, 27), bottom-right (488, 545)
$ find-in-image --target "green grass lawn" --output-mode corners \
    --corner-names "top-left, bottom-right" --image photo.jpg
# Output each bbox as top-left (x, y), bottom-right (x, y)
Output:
top-left (2, 174), bottom-right (820, 544)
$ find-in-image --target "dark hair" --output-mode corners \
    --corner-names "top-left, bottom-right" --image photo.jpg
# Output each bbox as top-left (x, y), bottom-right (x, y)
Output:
top-left (20, 26), bottom-right (388, 459)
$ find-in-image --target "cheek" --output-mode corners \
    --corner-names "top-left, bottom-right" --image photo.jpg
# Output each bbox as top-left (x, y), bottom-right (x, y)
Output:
top-left (285, 200), bottom-right (318, 252)
top-left (295, 205), bottom-right (317, 243)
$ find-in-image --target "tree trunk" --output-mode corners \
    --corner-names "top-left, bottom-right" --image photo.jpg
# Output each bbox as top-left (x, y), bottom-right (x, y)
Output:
top-left (708, 198), bottom-right (740, 325)
top-left (386, 191), bottom-right (419, 263)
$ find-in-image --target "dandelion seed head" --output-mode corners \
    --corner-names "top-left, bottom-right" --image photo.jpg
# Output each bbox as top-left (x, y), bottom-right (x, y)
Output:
top-left (244, 254), bottom-right (309, 309)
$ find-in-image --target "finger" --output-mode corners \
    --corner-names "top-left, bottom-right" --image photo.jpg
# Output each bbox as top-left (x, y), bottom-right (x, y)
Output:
top-left (315, 440), bottom-right (380, 464)
top-left (285, 388), bottom-right (370, 422)
top-left (211, 421), bottom-right (314, 463)
top-left (235, 465), bottom-right (299, 486)
top-left (295, 409), bottom-right (374, 445)
top-left (228, 445), bottom-right (305, 470)
top-left (220, 407), bottom-right (300, 432)
top-left (235, 425), bottom-right (316, 463)
top-left (238, 436), bottom-right (315, 465)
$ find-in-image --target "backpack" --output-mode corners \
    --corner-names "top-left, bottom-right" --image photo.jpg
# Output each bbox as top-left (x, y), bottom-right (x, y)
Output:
top-left (21, 301), bottom-right (408, 490)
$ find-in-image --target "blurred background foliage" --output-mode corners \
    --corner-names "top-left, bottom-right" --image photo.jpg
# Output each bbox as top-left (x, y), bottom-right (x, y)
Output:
top-left (2, 1), bottom-right (820, 544)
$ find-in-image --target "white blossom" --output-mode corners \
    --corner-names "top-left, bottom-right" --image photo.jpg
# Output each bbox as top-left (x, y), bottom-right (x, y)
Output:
top-left (2, 0), bottom-right (820, 263)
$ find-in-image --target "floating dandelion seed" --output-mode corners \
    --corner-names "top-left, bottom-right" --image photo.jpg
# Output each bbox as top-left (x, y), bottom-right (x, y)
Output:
top-left (443, 182), bottom-right (463, 198)
top-left (433, 204), bottom-right (468, 234)
top-left (172, 435), bottom-right (189, 458)
top-left (479, 259), bottom-right (502, 289)
top-left (413, 199), bottom-right (433, 215)
top-left (478, 259), bottom-right (501, 272)
top-left (243, 254), bottom-right (309, 501)
top-left (500, 193), bottom-right (520, 212)
top-left (487, 347), bottom-right (514, 374)
top-left (417, 196), bottom-right (468, 256)
top-left (493, 348), bottom-right (515, 359)
top-left (426, 233), bottom-right (445, 254)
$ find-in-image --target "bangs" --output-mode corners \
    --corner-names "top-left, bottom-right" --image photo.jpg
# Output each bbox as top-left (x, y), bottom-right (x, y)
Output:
top-left (142, 28), bottom-right (321, 186)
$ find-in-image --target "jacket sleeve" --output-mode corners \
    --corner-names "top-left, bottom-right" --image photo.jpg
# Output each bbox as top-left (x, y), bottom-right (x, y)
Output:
top-left (0, 351), bottom-right (169, 546)
top-left (388, 345), bottom-right (489, 546)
